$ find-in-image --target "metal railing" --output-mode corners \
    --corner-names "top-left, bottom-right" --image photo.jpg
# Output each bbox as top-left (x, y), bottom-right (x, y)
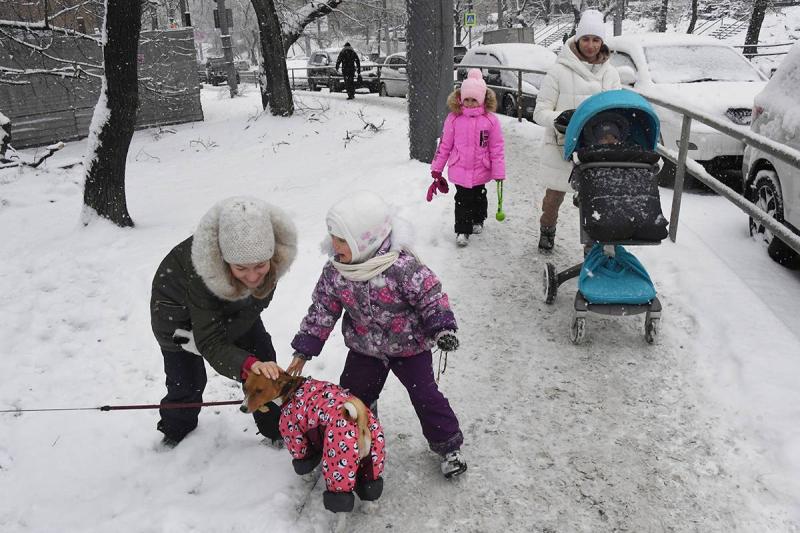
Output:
top-left (262, 61), bottom-right (800, 256)
top-left (282, 65), bottom-right (382, 92)
top-left (455, 63), bottom-right (548, 122)
top-left (732, 41), bottom-right (794, 59)
top-left (639, 91), bottom-right (800, 254)
top-left (284, 61), bottom-right (549, 123)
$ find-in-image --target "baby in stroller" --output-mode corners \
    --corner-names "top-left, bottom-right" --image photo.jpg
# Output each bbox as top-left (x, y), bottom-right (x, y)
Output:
top-left (543, 89), bottom-right (667, 344)
top-left (568, 106), bottom-right (668, 244)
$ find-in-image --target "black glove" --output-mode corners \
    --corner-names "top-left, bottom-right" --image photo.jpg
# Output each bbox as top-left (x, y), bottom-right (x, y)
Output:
top-left (553, 109), bottom-right (575, 134)
top-left (435, 331), bottom-right (459, 352)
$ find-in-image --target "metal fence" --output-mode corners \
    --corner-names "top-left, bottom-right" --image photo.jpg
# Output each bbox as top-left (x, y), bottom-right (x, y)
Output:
top-left (284, 62), bottom-right (547, 123)
top-left (732, 41), bottom-right (794, 59)
top-left (281, 59), bottom-right (800, 257)
top-left (641, 91), bottom-right (800, 255)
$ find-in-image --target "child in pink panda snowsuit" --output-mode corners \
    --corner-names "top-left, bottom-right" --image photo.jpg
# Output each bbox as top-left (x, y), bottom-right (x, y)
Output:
top-left (278, 378), bottom-right (385, 510)
top-left (286, 191), bottom-right (468, 481)
top-left (430, 68), bottom-right (506, 247)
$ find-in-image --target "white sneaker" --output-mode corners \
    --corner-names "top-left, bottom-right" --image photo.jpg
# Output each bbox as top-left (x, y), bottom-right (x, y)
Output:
top-left (456, 234), bottom-right (469, 247)
top-left (440, 450), bottom-right (467, 478)
top-left (472, 224), bottom-right (483, 234)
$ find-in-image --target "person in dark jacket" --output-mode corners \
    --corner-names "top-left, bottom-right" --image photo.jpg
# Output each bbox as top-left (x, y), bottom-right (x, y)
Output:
top-left (150, 196), bottom-right (297, 447)
top-left (335, 42), bottom-right (361, 100)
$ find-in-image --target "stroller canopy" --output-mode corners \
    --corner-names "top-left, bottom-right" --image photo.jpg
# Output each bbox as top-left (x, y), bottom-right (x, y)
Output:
top-left (563, 89), bottom-right (660, 159)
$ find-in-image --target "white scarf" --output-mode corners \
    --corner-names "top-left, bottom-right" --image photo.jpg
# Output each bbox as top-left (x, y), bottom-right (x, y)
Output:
top-left (333, 251), bottom-right (400, 281)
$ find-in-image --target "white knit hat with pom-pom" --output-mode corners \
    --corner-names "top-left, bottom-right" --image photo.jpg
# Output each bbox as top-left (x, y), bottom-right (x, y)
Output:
top-left (460, 68), bottom-right (487, 105)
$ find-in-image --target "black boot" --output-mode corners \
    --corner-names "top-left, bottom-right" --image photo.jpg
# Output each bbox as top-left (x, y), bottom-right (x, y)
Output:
top-left (292, 451), bottom-right (323, 475)
top-left (157, 420), bottom-right (191, 448)
top-left (538, 225), bottom-right (556, 253)
top-left (355, 476), bottom-right (383, 501)
top-left (323, 491), bottom-right (355, 513)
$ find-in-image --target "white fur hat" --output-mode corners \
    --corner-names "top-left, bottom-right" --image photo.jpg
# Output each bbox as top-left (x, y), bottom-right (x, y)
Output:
top-left (575, 9), bottom-right (606, 41)
top-left (326, 191), bottom-right (392, 264)
top-left (217, 197), bottom-right (275, 264)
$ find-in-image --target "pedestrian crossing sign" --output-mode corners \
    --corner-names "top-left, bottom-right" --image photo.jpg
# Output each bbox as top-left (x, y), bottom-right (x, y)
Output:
top-left (464, 12), bottom-right (477, 28)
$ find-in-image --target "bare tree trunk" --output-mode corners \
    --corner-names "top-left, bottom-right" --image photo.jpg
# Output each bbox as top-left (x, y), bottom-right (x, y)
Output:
top-left (251, 0), bottom-right (293, 116)
top-left (744, 0), bottom-right (770, 57)
top-left (687, 0), bottom-right (698, 33)
top-left (382, 0), bottom-right (390, 55)
top-left (407, 0), bottom-right (453, 162)
top-left (656, 0), bottom-right (668, 32)
top-left (81, 0), bottom-right (142, 228)
top-left (497, 0), bottom-right (504, 28)
top-left (454, 2), bottom-right (464, 45)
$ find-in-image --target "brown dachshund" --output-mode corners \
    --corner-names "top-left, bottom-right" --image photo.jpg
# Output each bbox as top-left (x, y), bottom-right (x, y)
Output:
top-left (241, 370), bottom-right (386, 513)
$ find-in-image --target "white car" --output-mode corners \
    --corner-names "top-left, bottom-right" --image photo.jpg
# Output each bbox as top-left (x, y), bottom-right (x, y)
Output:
top-left (742, 41), bottom-right (800, 268)
top-left (378, 52), bottom-right (408, 98)
top-left (606, 33), bottom-right (768, 187)
top-left (458, 43), bottom-right (556, 120)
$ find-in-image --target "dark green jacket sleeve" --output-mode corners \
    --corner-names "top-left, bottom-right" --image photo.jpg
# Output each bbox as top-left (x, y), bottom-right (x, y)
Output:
top-left (186, 282), bottom-right (275, 380)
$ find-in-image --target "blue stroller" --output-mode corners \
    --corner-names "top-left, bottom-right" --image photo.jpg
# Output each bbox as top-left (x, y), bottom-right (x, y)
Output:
top-left (542, 90), bottom-right (668, 344)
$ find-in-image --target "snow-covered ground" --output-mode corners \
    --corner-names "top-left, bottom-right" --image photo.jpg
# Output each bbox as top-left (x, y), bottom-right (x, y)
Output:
top-left (1, 86), bottom-right (799, 532)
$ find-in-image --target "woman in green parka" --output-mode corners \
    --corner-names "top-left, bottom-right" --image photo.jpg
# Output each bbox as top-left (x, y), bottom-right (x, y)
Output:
top-left (151, 196), bottom-right (297, 447)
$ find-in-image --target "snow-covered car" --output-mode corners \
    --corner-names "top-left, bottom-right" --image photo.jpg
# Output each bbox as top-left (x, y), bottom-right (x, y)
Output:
top-left (458, 43), bottom-right (556, 121)
top-left (606, 33), bottom-right (768, 186)
top-left (286, 56), bottom-right (309, 89)
top-left (205, 57), bottom-right (240, 86)
top-left (306, 48), bottom-right (380, 93)
top-left (742, 41), bottom-right (800, 267)
top-left (378, 52), bottom-right (408, 98)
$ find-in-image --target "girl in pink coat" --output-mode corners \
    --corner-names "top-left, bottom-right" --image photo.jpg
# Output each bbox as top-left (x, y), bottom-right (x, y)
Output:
top-left (430, 68), bottom-right (506, 247)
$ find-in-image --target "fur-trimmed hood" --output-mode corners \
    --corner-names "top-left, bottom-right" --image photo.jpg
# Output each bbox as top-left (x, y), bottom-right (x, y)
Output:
top-left (447, 87), bottom-right (498, 114)
top-left (192, 199), bottom-right (298, 301)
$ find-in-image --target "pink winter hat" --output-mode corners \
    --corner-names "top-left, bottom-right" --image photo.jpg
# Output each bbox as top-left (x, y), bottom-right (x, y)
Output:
top-left (460, 69), bottom-right (487, 105)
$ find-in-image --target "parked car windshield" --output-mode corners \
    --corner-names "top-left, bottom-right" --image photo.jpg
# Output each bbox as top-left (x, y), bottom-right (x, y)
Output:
top-left (644, 45), bottom-right (763, 84)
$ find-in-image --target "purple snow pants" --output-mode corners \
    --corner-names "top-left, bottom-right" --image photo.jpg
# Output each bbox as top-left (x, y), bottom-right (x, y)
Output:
top-left (339, 349), bottom-right (463, 455)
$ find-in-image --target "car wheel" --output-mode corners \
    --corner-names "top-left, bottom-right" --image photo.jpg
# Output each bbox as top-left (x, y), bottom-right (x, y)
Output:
top-left (379, 83), bottom-right (388, 97)
top-left (748, 169), bottom-right (800, 269)
top-left (502, 94), bottom-right (516, 118)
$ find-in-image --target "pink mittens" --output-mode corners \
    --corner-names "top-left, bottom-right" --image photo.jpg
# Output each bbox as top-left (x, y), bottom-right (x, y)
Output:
top-left (426, 171), bottom-right (449, 202)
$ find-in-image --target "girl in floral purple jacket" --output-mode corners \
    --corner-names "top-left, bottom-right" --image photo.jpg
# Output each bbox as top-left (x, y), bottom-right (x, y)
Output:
top-left (286, 191), bottom-right (467, 478)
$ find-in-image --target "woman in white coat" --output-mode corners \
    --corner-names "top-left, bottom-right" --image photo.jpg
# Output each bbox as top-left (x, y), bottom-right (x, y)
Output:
top-left (532, 9), bottom-right (621, 252)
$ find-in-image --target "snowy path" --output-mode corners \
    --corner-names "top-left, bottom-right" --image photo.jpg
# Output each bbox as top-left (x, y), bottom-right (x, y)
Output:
top-left (313, 106), bottom-right (797, 532)
top-left (0, 88), bottom-right (797, 532)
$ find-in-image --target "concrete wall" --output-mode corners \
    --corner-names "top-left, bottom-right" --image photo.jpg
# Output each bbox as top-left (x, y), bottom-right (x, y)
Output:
top-left (0, 28), bottom-right (203, 149)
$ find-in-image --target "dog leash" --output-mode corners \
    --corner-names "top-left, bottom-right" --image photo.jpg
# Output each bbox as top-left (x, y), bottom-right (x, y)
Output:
top-left (0, 400), bottom-right (243, 414)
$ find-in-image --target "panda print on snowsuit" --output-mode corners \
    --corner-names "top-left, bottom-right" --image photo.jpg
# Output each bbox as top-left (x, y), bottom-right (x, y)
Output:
top-left (279, 378), bottom-right (386, 493)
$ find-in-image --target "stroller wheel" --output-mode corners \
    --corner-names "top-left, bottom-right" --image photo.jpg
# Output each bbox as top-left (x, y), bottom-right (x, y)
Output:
top-left (644, 317), bottom-right (659, 344)
top-left (569, 316), bottom-right (586, 344)
top-left (543, 263), bottom-right (557, 304)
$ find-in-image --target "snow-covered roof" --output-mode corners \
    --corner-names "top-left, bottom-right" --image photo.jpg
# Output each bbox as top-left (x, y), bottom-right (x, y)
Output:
top-left (464, 43), bottom-right (556, 70)
top-left (607, 32), bottom-right (732, 48)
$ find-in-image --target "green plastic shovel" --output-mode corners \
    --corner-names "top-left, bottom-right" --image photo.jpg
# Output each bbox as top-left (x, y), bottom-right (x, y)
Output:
top-left (495, 181), bottom-right (505, 221)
